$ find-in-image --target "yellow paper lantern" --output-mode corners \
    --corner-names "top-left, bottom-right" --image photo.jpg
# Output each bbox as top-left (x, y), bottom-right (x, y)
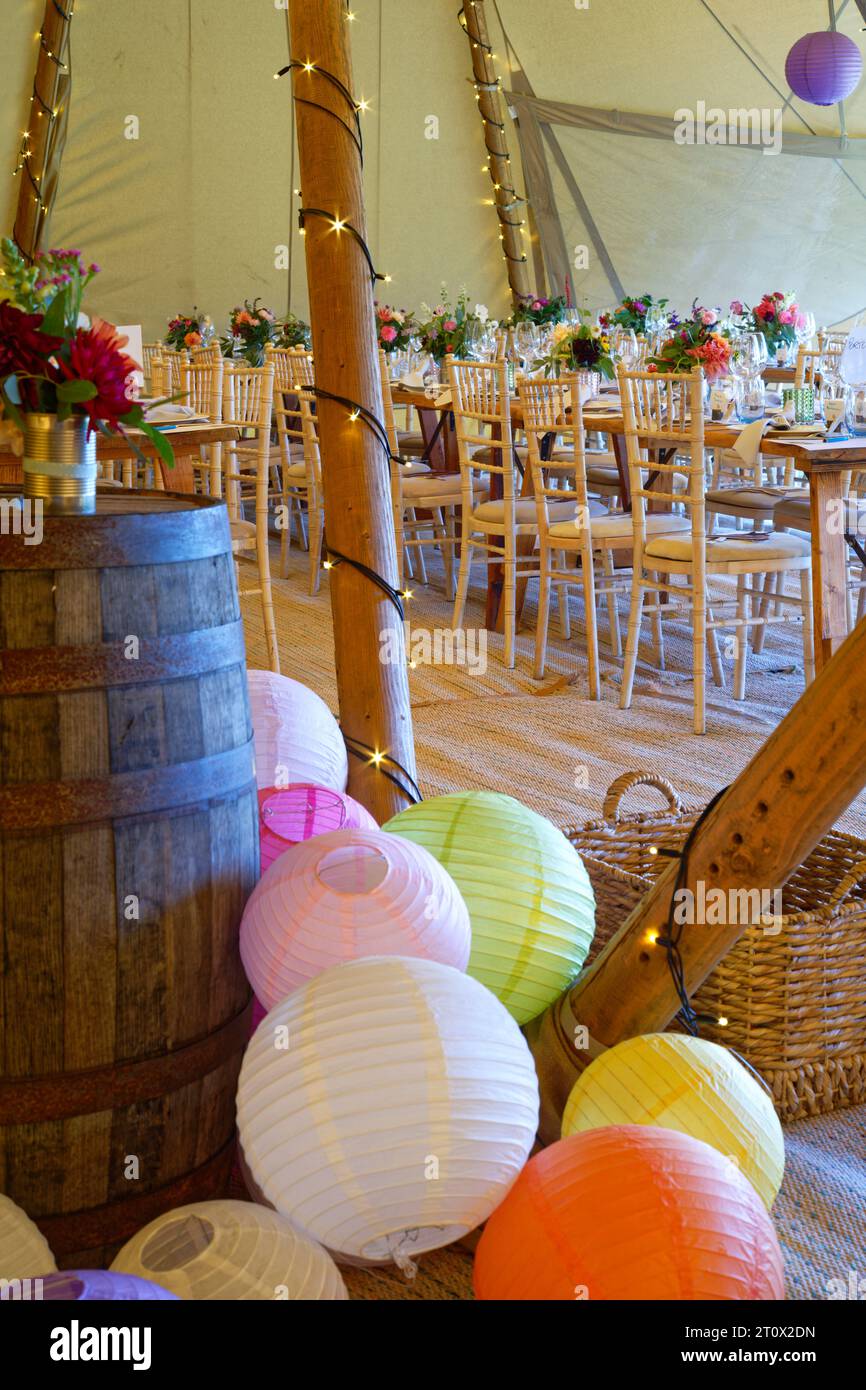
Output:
top-left (383, 791), bottom-right (595, 1024)
top-left (561, 1033), bottom-right (784, 1208)
top-left (0, 1194), bottom-right (56, 1281)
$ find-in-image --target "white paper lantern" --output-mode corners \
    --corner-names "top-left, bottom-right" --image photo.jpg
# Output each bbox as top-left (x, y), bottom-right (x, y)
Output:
top-left (237, 956), bottom-right (540, 1266)
top-left (240, 827), bottom-right (471, 1007)
top-left (111, 1199), bottom-right (347, 1300)
top-left (0, 1194), bottom-right (56, 1280)
top-left (247, 669), bottom-right (348, 792)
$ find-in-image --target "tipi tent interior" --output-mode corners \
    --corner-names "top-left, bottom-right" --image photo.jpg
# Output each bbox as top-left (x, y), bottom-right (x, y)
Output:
top-left (0, 0), bottom-right (865, 1329)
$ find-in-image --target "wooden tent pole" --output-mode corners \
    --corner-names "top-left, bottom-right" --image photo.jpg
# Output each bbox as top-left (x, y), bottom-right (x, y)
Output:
top-left (285, 0), bottom-right (416, 823)
top-left (460, 0), bottom-right (533, 304)
top-left (526, 616), bottom-right (866, 1142)
top-left (12, 0), bottom-right (75, 262)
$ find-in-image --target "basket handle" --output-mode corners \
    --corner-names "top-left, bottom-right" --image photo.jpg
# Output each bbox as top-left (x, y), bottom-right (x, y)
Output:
top-left (826, 857), bottom-right (866, 908)
top-left (602, 771), bottom-right (684, 824)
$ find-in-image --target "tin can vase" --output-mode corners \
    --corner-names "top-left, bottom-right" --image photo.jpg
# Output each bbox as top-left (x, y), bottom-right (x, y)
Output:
top-left (23, 413), bottom-right (97, 515)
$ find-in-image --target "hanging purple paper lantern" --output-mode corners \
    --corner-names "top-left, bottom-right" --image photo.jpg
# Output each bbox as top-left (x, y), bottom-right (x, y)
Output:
top-left (786, 31), bottom-right (863, 106)
top-left (38, 1269), bottom-right (178, 1300)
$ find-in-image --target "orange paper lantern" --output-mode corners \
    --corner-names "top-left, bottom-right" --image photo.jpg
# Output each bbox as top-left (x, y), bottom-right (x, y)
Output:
top-left (474, 1127), bottom-right (785, 1301)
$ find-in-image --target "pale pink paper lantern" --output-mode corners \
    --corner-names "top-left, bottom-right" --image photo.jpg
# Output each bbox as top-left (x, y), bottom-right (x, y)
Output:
top-left (240, 827), bottom-right (471, 1007)
top-left (258, 783), bottom-right (378, 873)
top-left (247, 669), bottom-right (348, 792)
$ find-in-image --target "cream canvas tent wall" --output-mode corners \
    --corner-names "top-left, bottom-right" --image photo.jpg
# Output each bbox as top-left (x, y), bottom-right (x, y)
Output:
top-left (1, 0), bottom-right (865, 336)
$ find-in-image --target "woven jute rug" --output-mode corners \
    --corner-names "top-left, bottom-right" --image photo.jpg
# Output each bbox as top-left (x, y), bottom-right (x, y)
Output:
top-left (238, 541), bottom-right (866, 1300)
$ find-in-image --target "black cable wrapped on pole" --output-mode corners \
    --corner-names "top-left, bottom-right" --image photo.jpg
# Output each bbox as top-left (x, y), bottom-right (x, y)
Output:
top-left (284, 0), bottom-right (417, 821)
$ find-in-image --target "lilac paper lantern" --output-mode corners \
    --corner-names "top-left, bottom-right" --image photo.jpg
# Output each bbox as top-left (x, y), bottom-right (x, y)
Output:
top-left (247, 669), bottom-right (348, 792)
top-left (40, 1270), bottom-right (177, 1300)
top-left (240, 826), bottom-right (472, 1008)
top-left (786, 31), bottom-right (863, 106)
top-left (258, 783), bottom-right (378, 874)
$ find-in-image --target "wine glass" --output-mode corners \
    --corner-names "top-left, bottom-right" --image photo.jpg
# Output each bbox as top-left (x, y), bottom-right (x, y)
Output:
top-left (797, 311), bottom-right (817, 347)
top-left (463, 320), bottom-right (484, 361)
top-left (514, 322), bottom-right (539, 370)
top-left (613, 328), bottom-right (639, 369)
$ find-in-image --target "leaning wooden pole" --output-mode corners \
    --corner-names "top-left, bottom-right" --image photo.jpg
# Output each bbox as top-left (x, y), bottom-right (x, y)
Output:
top-left (526, 615), bottom-right (866, 1142)
top-left (12, 0), bottom-right (75, 262)
top-left (460, 0), bottom-right (533, 304)
top-left (286, 0), bottom-right (417, 823)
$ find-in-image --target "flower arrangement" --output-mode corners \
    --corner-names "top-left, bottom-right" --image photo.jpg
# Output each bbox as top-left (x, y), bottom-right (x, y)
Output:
top-left (221, 298), bottom-right (278, 365)
top-left (600, 293), bottom-right (670, 334)
top-left (0, 240), bottom-right (173, 468)
top-left (747, 291), bottom-right (806, 352)
top-left (648, 302), bottom-right (732, 381)
top-left (511, 294), bottom-right (567, 328)
top-left (535, 314), bottom-right (615, 380)
top-left (165, 309), bottom-right (213, 351)
top-left (375, 303), bottom-right (416, 353)
top-left (0, 238), bottom-right (100, 315)
top-left (417, 289), bottom-right (476, 361)
top-left (276, 313), bottom-right (311, 349)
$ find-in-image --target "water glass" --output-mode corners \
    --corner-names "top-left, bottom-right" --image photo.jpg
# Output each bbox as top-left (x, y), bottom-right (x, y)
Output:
top-left (845, 384), bottom-right (866, 436)
top-left (737, 377), bottom-right (766, 422)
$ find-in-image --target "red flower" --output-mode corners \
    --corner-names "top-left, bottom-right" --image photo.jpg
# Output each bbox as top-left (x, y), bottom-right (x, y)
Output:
top-left (0, 301), bottom-right (64, 380)
top-left (57, 318), bottom-right (138, 432)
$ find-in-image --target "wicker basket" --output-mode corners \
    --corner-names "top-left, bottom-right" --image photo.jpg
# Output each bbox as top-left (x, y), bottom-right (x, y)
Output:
top-left (565, 771), bottom-right (866, 1123)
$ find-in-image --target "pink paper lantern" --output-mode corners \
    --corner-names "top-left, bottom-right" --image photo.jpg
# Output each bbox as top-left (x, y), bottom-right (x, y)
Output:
top-left (786, 31), bottom-right (863, 106)
top-left (247, 669), bottom-right (348, 792)
top-left (39, 1270), bottom-right (178, 1300)
top-left (258, 783), bottom-right (378, 873)
top-left (240, 827), bottom-right (471, 1007)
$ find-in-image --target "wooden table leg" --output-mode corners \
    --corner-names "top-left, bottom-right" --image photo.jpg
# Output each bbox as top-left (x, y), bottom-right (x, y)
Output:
top-left (160, 450), bottom-right (197, 494)
top-left (810, 469), bottom-right (849, 672)
top-left (417, 406), bottom-right (458, 475)
top-left (610, 429), bottom-right (631, 510)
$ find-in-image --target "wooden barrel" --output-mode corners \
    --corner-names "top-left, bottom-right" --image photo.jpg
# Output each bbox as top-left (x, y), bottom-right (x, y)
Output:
top-left (0, 490), bottom-right (258, 1267)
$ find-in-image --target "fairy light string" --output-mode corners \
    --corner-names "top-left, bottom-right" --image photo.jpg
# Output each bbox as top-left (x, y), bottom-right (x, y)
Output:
top-left (12, 0), bottom-right (75, 256)
top-left (458, 1), bottom-right (529, 269)
top-left (278, 18), bottom-right (420, 806)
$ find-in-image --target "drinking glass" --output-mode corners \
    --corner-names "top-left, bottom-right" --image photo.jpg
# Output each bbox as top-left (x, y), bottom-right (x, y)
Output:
top-left (514, 322), bottom-right (539, 370)
top-left (463, 320), bottom-right (484, 361)
top-left (613, 328), bottom-right (639, 369)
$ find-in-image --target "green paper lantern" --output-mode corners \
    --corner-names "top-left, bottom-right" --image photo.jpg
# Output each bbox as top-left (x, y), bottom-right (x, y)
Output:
top-left (384, 791), bottom-right (595, 1024)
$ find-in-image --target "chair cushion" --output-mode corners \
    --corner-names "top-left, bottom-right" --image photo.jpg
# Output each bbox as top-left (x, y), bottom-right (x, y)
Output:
top-left (707, 486), bottom-right (800, 514)
top-left (772, 496), bottom-right (810, 531)
top-left (473, 497), bottom-right (575, 525)
top-left (230, 519), bottom-right (256, 544)
top-left (401, 472), bottom-right (484, 500)
top-left (471, 444), bottom-right (529, 467)
top-left (586, 462), bottom-right (621, 485)
top-left (774, 493), bottom-right (866, 533)
top-left (645, 530), bottom-right (811, 564)
top-left (549, 512), bottom-right (690, 542)
top-left (397, 431), bottom-right (425, 456)
top-left (285, 461), bottom-right (307, 480)
top-left (394, 460), bottom-right (432, 478)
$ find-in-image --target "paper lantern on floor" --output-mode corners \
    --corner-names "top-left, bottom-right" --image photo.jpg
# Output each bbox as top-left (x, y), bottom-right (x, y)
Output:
top-left (562, 1033), bottom-right (784, 1209)
top-left (240, 827), bottom-right (471, 1007)
top-left (383, 791), bottom-right (595, 1023)
top-left (247, 669), bottom-right (348, 792)
top-left (258, 783), bottom-right (377, 873)
top-left (111, 1200), bottom-right (347, 1300)
top-left (237, 956), bottom-right (539, 1264)
top-left (0, 1194), bottom-right (56, 1279)
top-left (474, 1127), bottom-right (785, 1301)
top-left (39, 1270), bottom-right (178, 1300)
top-left (786, 31), bottom-right (862, 106)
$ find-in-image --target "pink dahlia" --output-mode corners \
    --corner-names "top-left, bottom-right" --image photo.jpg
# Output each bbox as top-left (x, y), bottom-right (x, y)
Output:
top-left (58, 318), bottom-right (138, 432)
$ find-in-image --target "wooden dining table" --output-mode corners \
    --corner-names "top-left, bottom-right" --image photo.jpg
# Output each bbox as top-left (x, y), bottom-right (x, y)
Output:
top-left (391, 384), bottom-right (866, 674)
